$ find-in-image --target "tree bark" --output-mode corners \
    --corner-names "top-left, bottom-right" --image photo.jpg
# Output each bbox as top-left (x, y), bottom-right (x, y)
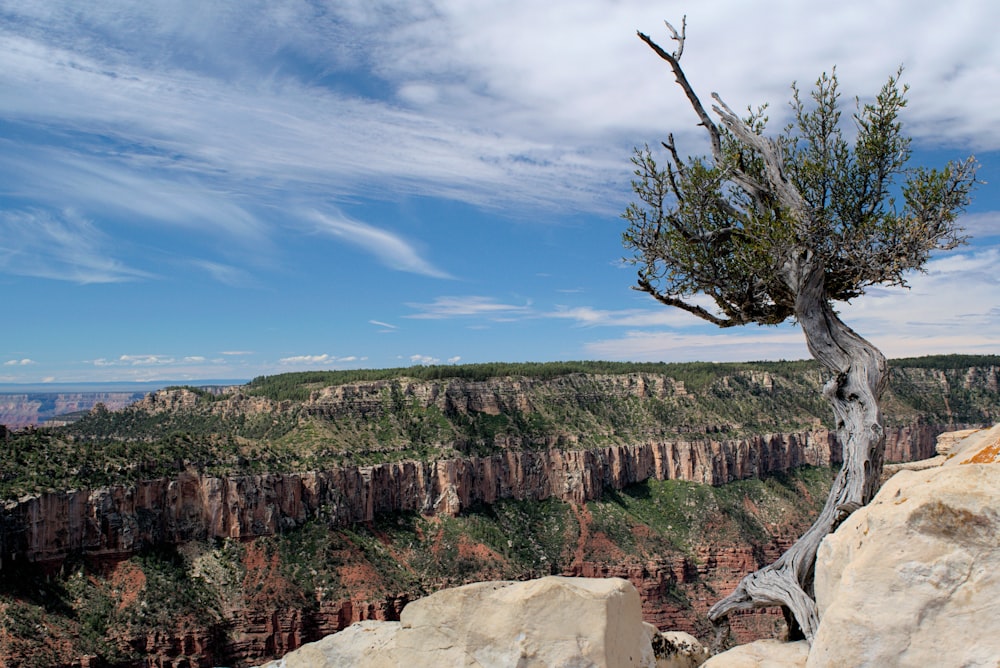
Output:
top-left (707, 251), bottom-right (888, 641)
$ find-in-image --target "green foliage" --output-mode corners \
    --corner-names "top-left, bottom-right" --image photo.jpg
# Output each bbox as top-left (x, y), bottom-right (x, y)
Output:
top-left (0, 545), bottom-right (227, 667)
top-left (890, 354), bottom-right (1000, 370)
top-left (623, 52), bottom-right (978, 328)
top-left (463, 497), bottom-right (577, 574)
top-left (124, 546), bottom-right (224, 631)
top-left (0, 356), bottom-right (995, 499)
top-left (244, 360), bottom-right (817, 401)
top-left (590, 466), bottom-right (835, 556)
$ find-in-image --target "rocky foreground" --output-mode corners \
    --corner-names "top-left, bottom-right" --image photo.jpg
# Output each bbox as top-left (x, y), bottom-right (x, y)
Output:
top-left (260, 425), bottom-right (1000, 667)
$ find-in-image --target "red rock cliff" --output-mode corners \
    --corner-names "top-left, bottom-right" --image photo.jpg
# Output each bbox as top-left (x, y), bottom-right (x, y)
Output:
top-left (0, 426), bottom-right (941, 569)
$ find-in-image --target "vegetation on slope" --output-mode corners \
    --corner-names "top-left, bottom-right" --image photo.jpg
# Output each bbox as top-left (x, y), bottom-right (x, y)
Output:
top-left (0, 356), bottom-right (997, 500)
top-left (242, 360), bottom-right (820, 401)
top-left (0, 466), bottom-right (836, 667)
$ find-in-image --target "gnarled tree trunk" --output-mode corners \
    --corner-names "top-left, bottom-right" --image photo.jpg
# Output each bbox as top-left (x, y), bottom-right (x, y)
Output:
top-left (707, 251), bottom-right (888, 640)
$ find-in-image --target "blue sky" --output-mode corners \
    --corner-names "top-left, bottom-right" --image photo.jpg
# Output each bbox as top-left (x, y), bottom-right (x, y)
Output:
top-left (1, 0), bottom-right (998, 384)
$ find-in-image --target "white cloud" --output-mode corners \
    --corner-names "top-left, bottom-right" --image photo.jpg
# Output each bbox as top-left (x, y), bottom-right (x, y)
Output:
top-left (960, 211), bottom-right (1000, 241)
top-left (119, 355), bottom-right (174, 366)
top-left (90, 354), bottom-right (225, 367)
top-left (280, 354), bottom-right (333, 365)
top-left (410, 354), bottom-right (439, 365)
top-left (277, 353), bottom-right (364, 366)
top-left (547, 305), bottom-right (705, 328)
top-left (3, 0), bottom-right (991, 233)
top-left (0, 209), bottom-right (152, 283)
top-left (585, 328), bottom-right (810, 363)
top-left (406, 295), bottom-right (532, 319)
top-left (3, 358), bottom-right (36, 366)
top-left (189, 260), bottom-right (257, 288)
top-left (307, 210), bottom-right (452, 279)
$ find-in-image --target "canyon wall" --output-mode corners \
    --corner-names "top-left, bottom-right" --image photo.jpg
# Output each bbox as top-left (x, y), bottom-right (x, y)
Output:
top-left (0, 391), bottom-right (147, 430)
top-left (0, 425), bottom-right (941, 570)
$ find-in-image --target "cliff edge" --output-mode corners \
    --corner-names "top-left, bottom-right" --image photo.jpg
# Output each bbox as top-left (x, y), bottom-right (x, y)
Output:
top-left (707, 424), bottom-right (1000, 667)
top-left (258, 425), bottom-right (1000, 667)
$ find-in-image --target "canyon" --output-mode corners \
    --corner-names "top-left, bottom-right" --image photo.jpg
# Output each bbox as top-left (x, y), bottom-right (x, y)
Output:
top-left (0, 391), bottom-right (146, 430)
top-left (1, 426), bottom-right (941, 569)
top-left (0, 426), bottom-right (950, 668)
top-left (0, 358), bottom-right (997, 667)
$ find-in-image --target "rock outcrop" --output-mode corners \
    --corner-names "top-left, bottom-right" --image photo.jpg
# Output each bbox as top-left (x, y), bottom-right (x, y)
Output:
top-left (707, 425), bottom-right (1000, 667)
top-left (256, 576), bottom-right (707, 668)
top-left (2, 430), bottom-right (839, 568)
top-left (0, 423), bottom-right (956, 571)
top-left (0, 391), bottom-right (146, 429)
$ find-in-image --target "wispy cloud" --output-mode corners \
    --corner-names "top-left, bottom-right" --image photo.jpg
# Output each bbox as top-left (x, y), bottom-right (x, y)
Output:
top-left (406, 295), bottom-right (532, 319)
top-left (94, 355), bottom-right (175, 366)
top-left (0, 209), bottom-right (152, 283)
top-left (960, 211), bottom-right (1000, 241)
top-left (585, 329), bottom-right (810, 363)
top-left (3, 358), bottom-right (36, 366)
top-left (277, 353), bottom-right (363, 365)
top-left (189, 259), bottom-right (256, 287)
top-left (3, 0), bottom-right (993, 231)
top-left (307, 210), bottom-right (452, 279)
top-left (547, 305), bottom-right (706, 328)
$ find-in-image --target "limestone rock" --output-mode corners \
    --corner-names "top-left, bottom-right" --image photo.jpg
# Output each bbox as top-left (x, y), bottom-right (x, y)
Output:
top-left (941, 422), bottom-right (1000, 465)
top-left (256, 576), bottom-right (657, 667)
top-left (258, 620), bottom-right (400, 668)
top-left (810, 463), bottom-right (1000, 667)
top-left (1, 430), bottom-right (845, 567)
top-left (934, 427), bottom-right (983, 456)
top-left (394, 576), bottom-right (656, 667)
top-left (701, 639), bottom-right (808, 667)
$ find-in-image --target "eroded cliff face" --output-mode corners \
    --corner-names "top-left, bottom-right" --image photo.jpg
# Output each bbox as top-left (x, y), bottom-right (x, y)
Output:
top-left (2, 426), bottom-right (945, 570)
top-left (0, 392), bottom-right (145, 430)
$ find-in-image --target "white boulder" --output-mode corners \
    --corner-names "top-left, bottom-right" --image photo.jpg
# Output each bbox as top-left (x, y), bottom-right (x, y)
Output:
top-left (701, 639), bottom-right (808, 667)
top-left (809, 463), bottom-right (1000, 667)
top-left (259, 575), bottom-right (661, 667)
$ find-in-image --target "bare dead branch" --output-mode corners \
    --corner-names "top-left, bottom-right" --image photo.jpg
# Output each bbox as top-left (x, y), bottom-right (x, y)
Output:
top-left (636, 30), bottom-right (722, 161)
top-left (663, 17), bottom-right (686, 60)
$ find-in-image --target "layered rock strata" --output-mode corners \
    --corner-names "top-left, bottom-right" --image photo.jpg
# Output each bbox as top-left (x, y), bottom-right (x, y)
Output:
top-left (0, 426), bottom-right (946, 569)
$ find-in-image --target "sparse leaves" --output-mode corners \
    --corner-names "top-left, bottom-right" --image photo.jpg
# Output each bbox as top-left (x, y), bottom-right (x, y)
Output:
top-left (623, 51), bottom-right (978, 321)
top-left (625, 21), bottom-right (979, 640)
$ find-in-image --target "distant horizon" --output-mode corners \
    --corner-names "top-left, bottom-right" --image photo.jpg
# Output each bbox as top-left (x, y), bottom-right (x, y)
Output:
top-left (2, 351), bottom-right (998, 394)
top-left (0, 379), bottom-right (250, 393)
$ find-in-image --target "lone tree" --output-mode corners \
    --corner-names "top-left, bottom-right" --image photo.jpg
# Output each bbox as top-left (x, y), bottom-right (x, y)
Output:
top-left (623, 20), bottom-right (978, 641)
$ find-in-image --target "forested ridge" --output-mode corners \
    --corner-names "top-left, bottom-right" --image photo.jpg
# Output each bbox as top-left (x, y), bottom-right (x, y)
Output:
top-left (1, 355), bottom-right (997, 499)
